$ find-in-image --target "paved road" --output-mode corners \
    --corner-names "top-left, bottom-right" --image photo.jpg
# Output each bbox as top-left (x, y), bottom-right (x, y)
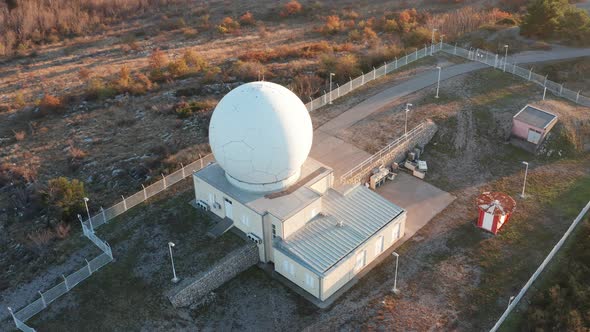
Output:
top-left (316, 46), bottom-right (590, 138)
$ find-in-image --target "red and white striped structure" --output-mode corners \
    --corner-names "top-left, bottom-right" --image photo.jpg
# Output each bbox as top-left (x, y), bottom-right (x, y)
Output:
top-left (476, 192), bottom-right (516, 235)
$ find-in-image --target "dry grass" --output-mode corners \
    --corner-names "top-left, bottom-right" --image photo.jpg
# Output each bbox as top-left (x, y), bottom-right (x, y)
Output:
top-left (13, 130), bottom-right (26, 141)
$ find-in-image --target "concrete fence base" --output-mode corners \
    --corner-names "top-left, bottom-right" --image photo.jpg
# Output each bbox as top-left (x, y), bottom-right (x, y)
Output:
top-left (167, 243), bottom-right (259, 307)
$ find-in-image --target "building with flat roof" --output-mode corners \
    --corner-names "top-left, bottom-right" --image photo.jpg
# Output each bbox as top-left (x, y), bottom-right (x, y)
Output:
top-left (192, 81), bottom-right (406, 303)
top-left (511, 104), bottom-right (558, 148)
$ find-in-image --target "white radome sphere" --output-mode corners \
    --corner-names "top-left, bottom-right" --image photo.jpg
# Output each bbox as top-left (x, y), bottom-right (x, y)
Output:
top-left (209, 81), bottom-right (313, 193)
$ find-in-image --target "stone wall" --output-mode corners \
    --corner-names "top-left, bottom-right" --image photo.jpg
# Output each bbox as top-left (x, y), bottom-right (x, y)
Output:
top-left (168, 243), bottom-right (259, 307)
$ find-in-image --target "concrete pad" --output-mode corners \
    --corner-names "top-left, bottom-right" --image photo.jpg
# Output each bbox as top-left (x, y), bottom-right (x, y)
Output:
top-left (310, 129), bottom-right (371, 183)
top-left (377, 172), bottom-right (455, 236)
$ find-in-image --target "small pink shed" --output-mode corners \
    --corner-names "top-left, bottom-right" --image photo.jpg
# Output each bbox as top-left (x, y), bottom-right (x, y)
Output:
top-left (511, 105), bottom-right (558, 146)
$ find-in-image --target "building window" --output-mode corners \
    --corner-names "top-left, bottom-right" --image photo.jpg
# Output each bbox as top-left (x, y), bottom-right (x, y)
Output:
top-left (272, 224), bottom-right (277, 238)
top-left (305, 273), bottom-right (315, 288)
top-left (355, 250), bottom-right (366, 271)
top-left (392, 223), bottom-right (401, 242)
top-left (241, 215), bottom-right (250, 227)
top-left (375, 236), bottom-right (384, 255)
top-left (282, 260), bottom-right (295, 276)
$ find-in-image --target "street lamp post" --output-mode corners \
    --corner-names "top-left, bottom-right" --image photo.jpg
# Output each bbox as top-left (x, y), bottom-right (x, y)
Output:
top-left (391, 252), bottom-right (400, 294)
top-left (404, 103), bottom-right (413, 136)
top-left (435, 66), bottom-right (442, 99)
top-left (521, 161), bottom-right (529, 198)
top-left (329, 73), bottom-right (335, 104)
top-left (83, 197), bottom-right (93, 232)
top-left (503, 45), bottom-right (509, 72)
top-left (168, 242), bottom-right (180, 283)
top-left (431, 28), bottom-right (437, 55)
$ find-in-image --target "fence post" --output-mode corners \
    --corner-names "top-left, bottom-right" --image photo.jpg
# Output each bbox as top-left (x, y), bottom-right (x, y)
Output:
top-left (494, 54), bottom-right (498, 68)
top-left (415, 48), bottom-right (418, 60)
top-left (544, 74), bottom-right (548, 87)
top-left (577, 90), bottom-right (581, 102)
top-left (122, 195), bottom-right (127, 211)
top-left (528, 68), bottom-right (533, 81)
top-left (199, 153), bottom-right (203, 169)
top-left (360, 72), bottom-right (363, 85)
top-left (323, 90), bottom-right (327, 104)
top-left (454, 43), bottom-right (457, 55)
top-left (384, 61), bottom-right (387, 73)
top-left (79, 216), bottom-right (87, 236)
top-left (105, 241), bottom-right (113, 259)
top-left (86, 259), bottom-right (92, 274)
top-left (162, 173), bottom-right (167, 189)
top-left (373, 67), bottom-right (376, 80)
top-left (337, 83), bottom-right (340, 98)
top-left (181, 163), bottom-right (185, 178)
top-left (7, 307), bottom-right (19, 328)
top-left (349, 77), bottom-right (352, 90)
top-left (101, 206), bottom-right (106, 224)
top-left (560, 84), bottom-right (563, 95)
top-left (543, 86), bottom-right (547, 100)
top-left (142, 184), bottom-right (147, 200)
top-left (405, 53), bottom-right (408, 65)
top-left (63, 275), bottom-right (69, 291)
top-left (512, 63), bottom-right (516, 74)
top-left (39, 291), bottom-right (47, 308)
top-left (395, 57), bottom-right (398, 69)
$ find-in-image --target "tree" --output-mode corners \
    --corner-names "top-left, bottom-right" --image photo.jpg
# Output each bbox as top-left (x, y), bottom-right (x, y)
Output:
top-left (521, 0), bottom-right (568, 38)
top-left (42, 177), bottom-right (86, 222)
top-left (558, 7), bottom-right (590, 43)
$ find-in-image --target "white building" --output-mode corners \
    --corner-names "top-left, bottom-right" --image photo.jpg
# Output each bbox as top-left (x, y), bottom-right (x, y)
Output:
top-left (193, 81), bottom-right (406, 302)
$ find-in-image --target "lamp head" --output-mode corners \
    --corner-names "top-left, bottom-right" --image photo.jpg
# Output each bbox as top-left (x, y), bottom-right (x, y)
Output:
top-left (392, 252), bottom-right (399, 257)
top-left (522, 161), bottom-right (529, 166)
top-left (83, 197), bottom-right (89, 202)
top-left (168, 242), bottom-right (175, 247)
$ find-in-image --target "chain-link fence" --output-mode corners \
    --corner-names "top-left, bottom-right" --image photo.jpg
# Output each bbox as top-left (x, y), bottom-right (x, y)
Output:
top-left (439, 43), bottom-right (590, 107)
top-left (87, 154), bottom-right (215, 231)
top-left (8, 222), bottom-right (113, 332)
top-left (306, 44), bottom-right (432, 112)
top-left (8, 153), bottom-right (214, 331)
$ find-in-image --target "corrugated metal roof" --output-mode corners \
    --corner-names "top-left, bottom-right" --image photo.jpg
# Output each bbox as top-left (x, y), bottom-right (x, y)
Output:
top-left (514, 105), bottom-right (557, 129)
top-left (275, 185), bottom-right (404, 275)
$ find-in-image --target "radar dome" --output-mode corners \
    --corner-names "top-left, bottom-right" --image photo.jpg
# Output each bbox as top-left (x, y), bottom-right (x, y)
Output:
top-left (209, 81), bottom-right (313, 193)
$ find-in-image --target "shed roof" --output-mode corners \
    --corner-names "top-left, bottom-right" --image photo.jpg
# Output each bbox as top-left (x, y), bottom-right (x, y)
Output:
top-left (275, 185), bottom-right (404, 276)
top-left (513, 105), bottom-right (557, 129)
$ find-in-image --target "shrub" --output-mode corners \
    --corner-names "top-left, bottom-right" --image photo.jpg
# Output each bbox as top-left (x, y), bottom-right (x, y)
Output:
top-left (321, 54), bottom-right (361, 81)
top-left (231, 60), bottom-right (268, 81)
top-left (39, 94), bottom-right (63, 113)
top-left (320, 15), bottom-right (343, 35)
top-left (42, 177), bottom-right (86, 222)
top-left (239, 11), bottom-right (256, 26)
top-left (14, 92), bottom-right (26, 108)
top-left (217, 17), bottom-right (240, 34)
top-left (183, 49), bottom-right (208, 71)
top-left (168, 58), bottom-right (190, 77)
top-left (402, 26), bottom-right (431, 48)
top-left (68, 145), bottom-right (87, 160)
top-left (148, 48), bottom-right (169, 71)
top-left (398, 8), bottom-right (419, 32)
top-left (348, 29), bottom-right (362, 42)
top-left (203, 66), bottom-right (221, 83)
top-left (360, 45), bottom-right (403, 71)
top-left (290, 74), bottom-right (324, 98)
top-left (382, 19), bottom-right (399, 32)
top-left (363, 27), bottom-right (379, 42)
top-left (13, 130), bottom-right (26, 141)
top-left (281, 0), bottom-right (303, 17)
top-left (85, 77), bottom-right (117, 100)
top-left (78, 67), bottom-right (92, 80)
top-left (174, 99), bottom-right (217, 118)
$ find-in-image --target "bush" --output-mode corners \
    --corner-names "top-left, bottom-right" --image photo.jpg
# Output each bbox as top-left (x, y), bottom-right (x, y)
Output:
top-left (382, 18), bottom-right (399, 33)
top-left (359, 45), bottom-right (403, 71)
top-left (280, 0), bottom-right (303, 17)
top-left (290, 74), bottom-right (324, 98)
top-left (14, 92), bottom-right (26, 108)
top-left (168, 58), bottom-right (190, 77)
top-left (402, 26), bottom-right (431, 48)
top-left (320, 16), bottom-right (343, 35)
top-left (321, 54), bottom-right (361, 81)
top-left (42, 177), bottom-right (86, 222)
top-left (174, 99), bottom-right (217, 118)
top-left (85, 77), bottom-right (117, 100)
top-left (183, 49), bottom-right (208, 71)
top-left (217, 17), bottom-right (240, 34)
top-left (39, 94), bottom-right (63, 113)
top-left (239, 11), bottom-right (256, 26)
top-left (231, 60), bottom-right (268, 81)
top-left (148, 48), bottom-right (169, 71)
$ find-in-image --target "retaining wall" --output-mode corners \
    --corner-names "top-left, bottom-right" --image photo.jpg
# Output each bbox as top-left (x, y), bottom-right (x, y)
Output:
top-left (168, 243), bottom-right (259, 307)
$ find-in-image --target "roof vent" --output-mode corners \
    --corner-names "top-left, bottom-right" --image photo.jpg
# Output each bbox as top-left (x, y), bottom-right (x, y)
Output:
top-left (336, 220), bottom-right (344, 227)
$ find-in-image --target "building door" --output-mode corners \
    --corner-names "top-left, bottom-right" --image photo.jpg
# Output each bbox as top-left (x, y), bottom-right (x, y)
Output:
top-left (527, 129), bottom-right (542, 144)
top-left (375, 236), bottom-right (384, 256)
top-left (224, 198), bottom-right (233, 219)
